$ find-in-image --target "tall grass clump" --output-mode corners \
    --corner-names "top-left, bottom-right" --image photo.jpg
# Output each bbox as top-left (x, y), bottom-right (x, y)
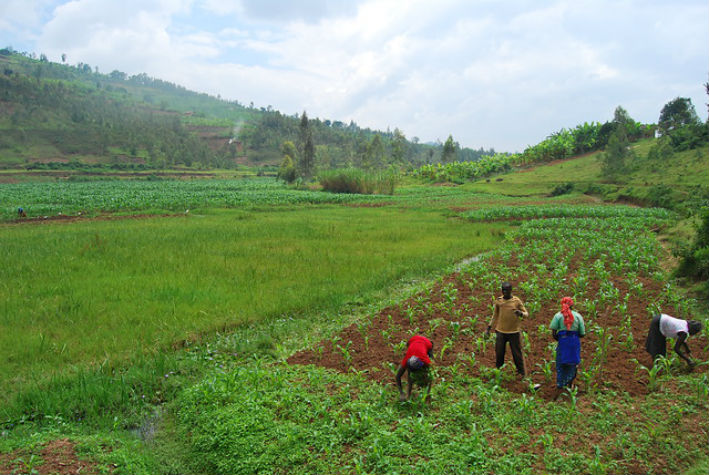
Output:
top-left (319, 168), bottom-right (398, 195)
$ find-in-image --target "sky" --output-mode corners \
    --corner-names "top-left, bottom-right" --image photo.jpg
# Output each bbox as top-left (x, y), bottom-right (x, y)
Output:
top-left (1, 0), bottom-right (707, 152)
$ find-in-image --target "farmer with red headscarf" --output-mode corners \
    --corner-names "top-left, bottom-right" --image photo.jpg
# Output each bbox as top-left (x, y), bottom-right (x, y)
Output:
top-left (549, 297), bottom-right (586, 400)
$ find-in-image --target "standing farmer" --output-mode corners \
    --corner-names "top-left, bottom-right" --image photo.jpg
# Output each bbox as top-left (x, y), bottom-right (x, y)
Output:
top-left (395, 335), bottom-right (434, 402)
top-left (550, 297), bottom-right (586, 400)
top-left (645, 313), bottom-right (702, 370)
top-left (486, 282), bottom-right (529, 376)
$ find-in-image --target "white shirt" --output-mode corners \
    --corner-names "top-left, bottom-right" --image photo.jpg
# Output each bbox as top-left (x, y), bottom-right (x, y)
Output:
top-left (659, 314), bottom-right (688, 338)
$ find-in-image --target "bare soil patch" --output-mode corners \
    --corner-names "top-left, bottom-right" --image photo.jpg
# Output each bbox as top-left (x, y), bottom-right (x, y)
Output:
top-left (0, 439), bottom-right (104, 475)
top-left (4, 213), bottom-right (186, 226)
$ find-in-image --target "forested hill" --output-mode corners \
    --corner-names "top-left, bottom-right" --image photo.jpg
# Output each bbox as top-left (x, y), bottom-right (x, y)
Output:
top-left (0, 49), bottom-right (496, 171)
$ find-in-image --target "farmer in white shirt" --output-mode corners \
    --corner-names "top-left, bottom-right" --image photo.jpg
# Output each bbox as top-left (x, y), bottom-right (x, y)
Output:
top-left (645, 313), bottom-right (702, 369)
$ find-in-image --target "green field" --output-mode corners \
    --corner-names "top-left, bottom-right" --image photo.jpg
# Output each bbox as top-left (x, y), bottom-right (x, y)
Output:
top-left (1, 175), bottom-right (707, 475)
top-left (0, 198), bottom-right (507, 402)
top-left (468, 139), bottom-right (709, 206)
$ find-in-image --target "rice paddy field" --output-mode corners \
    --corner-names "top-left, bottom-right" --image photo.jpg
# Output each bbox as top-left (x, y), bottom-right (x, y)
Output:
top-left (0, 177), bottom-right (707, 475)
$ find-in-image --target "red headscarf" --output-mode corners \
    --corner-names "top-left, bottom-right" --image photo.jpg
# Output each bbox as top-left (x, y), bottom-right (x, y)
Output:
top-left (561, 297), bottom-right (574, 330)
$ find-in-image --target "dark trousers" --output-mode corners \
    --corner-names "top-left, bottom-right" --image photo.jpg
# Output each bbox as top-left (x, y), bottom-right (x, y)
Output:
top-left (495, 331), bottom-right (525, 375)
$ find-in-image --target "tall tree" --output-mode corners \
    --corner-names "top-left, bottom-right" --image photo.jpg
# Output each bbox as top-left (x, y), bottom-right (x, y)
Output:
top-left (441, 134), bottom-right (458, 163)
top-left (297, 111), bottom-right (315, 179)
top-left (612, 105), bottom-right (632, 126)
top-left (600, 127), bottom-right (632, 179)
top-left (278, 141), bottom-right (297, 183)
top-left (658, 97), bottom-right (700, 136)
top-left (363, 134), bottom-right (385, 170)
top-left (391, 128), bottom-right (407, 167)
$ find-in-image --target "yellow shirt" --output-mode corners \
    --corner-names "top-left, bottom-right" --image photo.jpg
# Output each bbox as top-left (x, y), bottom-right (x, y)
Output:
top-left (489, 296), bottom-right (528, 333)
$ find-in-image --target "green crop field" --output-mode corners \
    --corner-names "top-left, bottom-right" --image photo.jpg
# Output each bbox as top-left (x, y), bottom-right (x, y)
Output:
top-left (0, 176), bottom-right (707, 475)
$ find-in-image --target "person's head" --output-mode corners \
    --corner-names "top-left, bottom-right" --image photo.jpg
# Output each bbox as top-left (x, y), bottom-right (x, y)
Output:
top-left (501, 282), bottom-right (512, 299)
top-left (687, 320), bottom-right (703, 335)
top-left (407, 356), bottom-right (425, 372)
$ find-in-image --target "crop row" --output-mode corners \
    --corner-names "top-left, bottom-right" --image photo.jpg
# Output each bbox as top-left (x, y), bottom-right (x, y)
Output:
top-left (461, 204), bottom-right (673, 221)
top-left (0, 179), bottom-right (387, 220)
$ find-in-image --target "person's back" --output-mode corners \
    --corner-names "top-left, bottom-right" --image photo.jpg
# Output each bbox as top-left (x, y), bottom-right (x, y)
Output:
top-left (659, 314), bottom-right (688, 338)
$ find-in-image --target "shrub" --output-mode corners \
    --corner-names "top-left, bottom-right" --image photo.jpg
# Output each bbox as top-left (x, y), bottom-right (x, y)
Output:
top-left (319, 168), bottom-right (397, 195)
top-left (676, 205), bottom-right (709, 298)
top-left (550, 182), bottom-right (574, 196)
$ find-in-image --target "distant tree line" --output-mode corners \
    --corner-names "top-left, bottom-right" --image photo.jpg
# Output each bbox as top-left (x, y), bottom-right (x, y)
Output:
top-left (413, 99), bottom-right (707, 185)
top-left (245, 108), bottom-right (496, 180)
top-left (0, 66), bottom-right (231, 168)
top-left (2, 49), bottom-right (498, 173)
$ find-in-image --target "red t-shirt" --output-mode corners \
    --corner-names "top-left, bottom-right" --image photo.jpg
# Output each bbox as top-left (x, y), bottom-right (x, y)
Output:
top-left (401, 335), bottom-right (433, 367)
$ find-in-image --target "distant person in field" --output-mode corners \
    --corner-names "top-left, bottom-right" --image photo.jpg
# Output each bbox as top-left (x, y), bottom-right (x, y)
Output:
top-left (645, 313), bottom-right (702, 370)
top-left (395, 335), bottom-right (434, 402)
top-left (550, 297), bottom-right (586, 400)
top-left (486, 282), bottom-right (529, 376)
top-left (18, 207), bottom-right (26, 218)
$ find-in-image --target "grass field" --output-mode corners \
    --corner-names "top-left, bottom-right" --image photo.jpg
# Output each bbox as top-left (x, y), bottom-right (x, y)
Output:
top-left (0, 174), bottom-right (707, 475)
top-left (0, 203), bottom-right (507, 404)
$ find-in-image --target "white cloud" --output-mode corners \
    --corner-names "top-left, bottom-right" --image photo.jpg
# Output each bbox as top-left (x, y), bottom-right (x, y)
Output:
top-left (0, 0), bottom-right (57, 46)
top-left (17, 0), bottom-right (709, 151)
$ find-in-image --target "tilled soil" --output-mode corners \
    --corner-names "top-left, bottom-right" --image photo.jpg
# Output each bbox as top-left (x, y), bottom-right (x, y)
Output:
top-left (0, 439), bottom-right (102, 475)
top-left (288, 260), bottom-right (708, 400)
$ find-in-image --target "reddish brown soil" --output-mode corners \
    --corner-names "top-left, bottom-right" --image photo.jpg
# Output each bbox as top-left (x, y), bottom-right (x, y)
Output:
top-left (4, 213), bottom-right (186, 226)
top-left (0, 439), bottom-right (103, 475)
top-left (288, 256), bottom-right (708, 400)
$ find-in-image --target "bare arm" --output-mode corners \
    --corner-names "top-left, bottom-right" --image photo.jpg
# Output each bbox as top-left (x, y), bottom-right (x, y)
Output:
top-left (395, 365), bottom-right (407, 395)
top-left (674, 332), bottom-right (694, 366)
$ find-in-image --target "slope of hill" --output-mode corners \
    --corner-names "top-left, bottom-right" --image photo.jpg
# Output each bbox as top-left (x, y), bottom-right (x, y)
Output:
top-left (467, 138), bottom-right (708, 212)
top-left (0, 50), bottom-right (496, 171)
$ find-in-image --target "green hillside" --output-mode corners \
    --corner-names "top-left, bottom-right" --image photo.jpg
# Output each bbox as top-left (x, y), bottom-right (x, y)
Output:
top-left (468, 138), bottom-right (708, 210)
top-left (0, 50), bottom-right (498, 172)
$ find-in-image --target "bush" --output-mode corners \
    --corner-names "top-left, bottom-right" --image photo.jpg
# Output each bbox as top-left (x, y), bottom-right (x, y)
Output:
top-left (676, 205), bottom-right (709, 299)
top-left (319, 168), bottom-right (397, 195)
top-left (550, 182), bottom-right (574, 196)
top-left (644, 184), bottom-right (677, 209)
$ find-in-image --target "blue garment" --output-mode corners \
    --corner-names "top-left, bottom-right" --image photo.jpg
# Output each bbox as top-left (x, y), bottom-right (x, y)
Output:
top-left (556, 363), bottom-right (577, 388)
top-left (556, 330), bottom-right (581, 365)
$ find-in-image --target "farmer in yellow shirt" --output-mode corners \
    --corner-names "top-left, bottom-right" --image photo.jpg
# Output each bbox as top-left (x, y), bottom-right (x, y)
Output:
top-left (486, 282), bottom-right (529, 376)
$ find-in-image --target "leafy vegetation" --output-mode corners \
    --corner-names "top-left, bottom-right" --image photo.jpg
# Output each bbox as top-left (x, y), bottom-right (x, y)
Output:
top-left (172, 206), bottom-right (707, 475)
top-left (0, 178), bottom-right (386, 221)
top-left (0, 50), bottom-right (496, 172)
top-left (0, 199), bottom-right (506, 408)
top-left (1, 47), bottom-right (707, 475)
top-left (319, 168), bottom-right (397, 195)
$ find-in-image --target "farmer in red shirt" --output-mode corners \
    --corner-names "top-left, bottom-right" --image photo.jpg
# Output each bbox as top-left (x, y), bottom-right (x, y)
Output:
top-left (395, 335), bottom-right (434, 402)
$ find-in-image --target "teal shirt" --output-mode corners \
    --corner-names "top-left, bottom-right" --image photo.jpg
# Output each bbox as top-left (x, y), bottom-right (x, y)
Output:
top-left (550, 310), bottom-right (586, 336)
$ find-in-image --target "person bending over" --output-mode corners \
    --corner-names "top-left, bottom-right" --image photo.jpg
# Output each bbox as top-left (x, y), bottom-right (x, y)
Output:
top-left (395, 335), bottom-right (434, 402)
top-left (645, 313), bottom-right (702, 369)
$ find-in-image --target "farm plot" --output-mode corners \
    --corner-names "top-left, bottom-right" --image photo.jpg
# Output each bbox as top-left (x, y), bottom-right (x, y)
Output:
top-left (289, 215), bottom-right (705, 395)
top-left (0, 178), bottom-right (391, 221)
top-left (275, 211), bottom-right (708, 473)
